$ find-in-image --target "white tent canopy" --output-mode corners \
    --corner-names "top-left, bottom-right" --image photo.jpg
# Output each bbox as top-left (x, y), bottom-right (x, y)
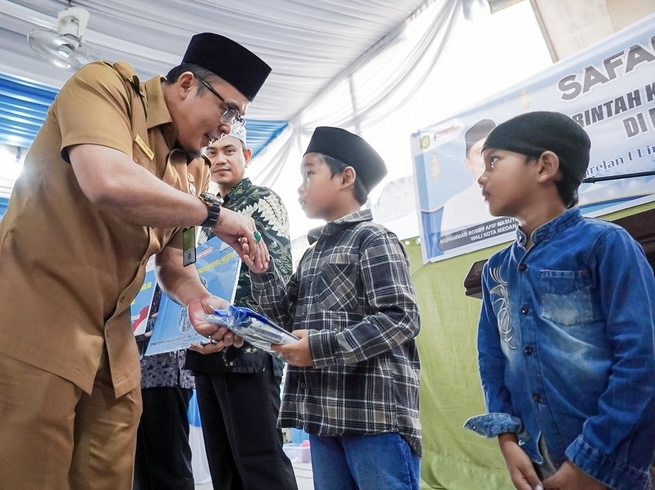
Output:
top-left (0, 0), bottom-right (437, 120)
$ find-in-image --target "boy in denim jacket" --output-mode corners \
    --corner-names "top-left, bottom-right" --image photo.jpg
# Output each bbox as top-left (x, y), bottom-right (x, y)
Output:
top-left (465, 111), bottom-right (655, 490)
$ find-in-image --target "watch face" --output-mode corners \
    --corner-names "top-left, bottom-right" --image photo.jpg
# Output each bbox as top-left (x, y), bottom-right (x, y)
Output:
top-left (200, 192), bottom-right (223, 206)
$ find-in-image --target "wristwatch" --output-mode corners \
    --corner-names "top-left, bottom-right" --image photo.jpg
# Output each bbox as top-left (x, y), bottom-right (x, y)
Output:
top-left (198, 192), bottom-right (223, 228)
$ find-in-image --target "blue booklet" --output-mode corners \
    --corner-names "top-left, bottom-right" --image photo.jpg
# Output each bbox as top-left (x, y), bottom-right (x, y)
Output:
top-left (144, 236), bottom-right (241, 356)
top-left (204, 305), bottom-right (299, 355)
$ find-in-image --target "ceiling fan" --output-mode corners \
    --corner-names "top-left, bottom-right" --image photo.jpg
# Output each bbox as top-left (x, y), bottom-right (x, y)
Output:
top-left (27, 6), bottom-right (98, 70)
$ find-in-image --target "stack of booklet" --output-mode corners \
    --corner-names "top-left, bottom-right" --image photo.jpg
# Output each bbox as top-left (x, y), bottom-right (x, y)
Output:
top-left (203, 305), bottom-right (299, 355)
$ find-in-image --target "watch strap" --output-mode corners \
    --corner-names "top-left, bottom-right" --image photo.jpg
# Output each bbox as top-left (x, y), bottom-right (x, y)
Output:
top-left (199, 192), bottom-right (223, 228)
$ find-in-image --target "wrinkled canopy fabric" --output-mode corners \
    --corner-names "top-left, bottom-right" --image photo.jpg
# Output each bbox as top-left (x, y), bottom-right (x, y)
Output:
top-left (249, 0), bottom-right (461, 189)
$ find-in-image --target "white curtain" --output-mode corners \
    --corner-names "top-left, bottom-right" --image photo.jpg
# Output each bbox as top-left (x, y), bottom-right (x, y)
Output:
top-left (249, 0), bottom-right (463, 189)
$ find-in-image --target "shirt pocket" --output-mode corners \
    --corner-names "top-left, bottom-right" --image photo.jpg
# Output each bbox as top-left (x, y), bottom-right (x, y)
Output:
top-left (315, 262), bottom-right (359, 311)
top-left (132, 141), bottom-right (157, 174)
top-left (540, 269), bottom-right (594, 326)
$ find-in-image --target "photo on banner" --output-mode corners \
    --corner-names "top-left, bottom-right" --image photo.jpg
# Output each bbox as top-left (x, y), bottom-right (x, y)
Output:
top-left (144, 236), bottom-right (241, 356)
top-left (131, 256), bottom-right (156, 337)
top-left (411, 14), bottom-right (655, 263)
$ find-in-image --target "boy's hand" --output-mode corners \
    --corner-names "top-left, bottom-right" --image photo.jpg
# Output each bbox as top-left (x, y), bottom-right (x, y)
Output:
top-left (542, 461), bottom-right (605, 490)
top-left (211, 209), bottom-right (270, 268)
top-left (271, 330), bottom-right (312, 367)
top-left (240, 232), bottom-right (270, 274)
top-left (242, 249), bottom-right (270, 274)
top-left (498, 434), bottom-right (544, 490)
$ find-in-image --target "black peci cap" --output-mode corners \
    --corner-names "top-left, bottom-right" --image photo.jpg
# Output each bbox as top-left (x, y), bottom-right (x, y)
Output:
top-left (182, 33), bottom-right (271, 101)
top-left (304, 126), bottom-right (388, 194)
top-left (483, 111), bottom-right (591, 184)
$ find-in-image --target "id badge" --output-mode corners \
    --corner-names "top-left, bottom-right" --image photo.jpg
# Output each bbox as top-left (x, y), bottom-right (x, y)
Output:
top-left (182, 226), bottom-right (197, 266)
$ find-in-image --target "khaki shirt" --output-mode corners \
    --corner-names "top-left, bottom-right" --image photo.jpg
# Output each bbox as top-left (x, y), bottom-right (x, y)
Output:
top-left (0, 62), bottom-right (210, 397)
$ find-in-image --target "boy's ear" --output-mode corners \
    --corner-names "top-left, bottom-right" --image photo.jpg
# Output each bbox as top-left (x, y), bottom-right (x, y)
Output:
top-left (340, 166), bottom-right (357, 189)
top-left (537, 151), bottom-right (561, 183)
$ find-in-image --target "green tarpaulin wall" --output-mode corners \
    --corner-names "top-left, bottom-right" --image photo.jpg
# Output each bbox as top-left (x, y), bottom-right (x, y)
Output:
top-left (409, 202), bottom-right (655, 490)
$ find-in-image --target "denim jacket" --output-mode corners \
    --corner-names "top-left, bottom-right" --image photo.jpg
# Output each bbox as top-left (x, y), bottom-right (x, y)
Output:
top-left (465, 208), bottom-right (655, 490)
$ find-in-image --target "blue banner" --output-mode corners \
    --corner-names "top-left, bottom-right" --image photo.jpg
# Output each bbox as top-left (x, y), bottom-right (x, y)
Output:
top-left (412, 15), bottom-right (655, 263)
top-left (144, 236), bottom-right (241, 356)
top-left (130, 256), bottom-right (156, 336)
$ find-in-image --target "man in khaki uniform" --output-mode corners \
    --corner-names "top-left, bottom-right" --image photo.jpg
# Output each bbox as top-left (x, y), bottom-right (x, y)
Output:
top-left (0, 32), bottom-right (271, 489)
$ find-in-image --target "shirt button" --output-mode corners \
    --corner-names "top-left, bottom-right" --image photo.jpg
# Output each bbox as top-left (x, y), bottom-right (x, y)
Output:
top-left (532, 393), bottom-right (541, 402)
top-left (518, 263), bottom-right (527, 272)
top-left (524, 346), bottom-right (533, 355)
top-left (520, 305), bottom-right (529, 314)
top-left (300, 381), bottom-right (306, 389)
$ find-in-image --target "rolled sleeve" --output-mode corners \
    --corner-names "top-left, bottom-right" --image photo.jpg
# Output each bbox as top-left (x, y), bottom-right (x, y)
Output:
top-left (464, 412), bottom-right (523, 438)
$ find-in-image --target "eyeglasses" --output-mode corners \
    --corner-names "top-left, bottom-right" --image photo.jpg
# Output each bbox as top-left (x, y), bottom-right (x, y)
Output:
top-left (196, 76), bottom-right (245, 130)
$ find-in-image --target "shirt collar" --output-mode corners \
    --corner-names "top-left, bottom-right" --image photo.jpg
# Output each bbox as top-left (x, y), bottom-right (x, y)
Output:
top-left (307, 209), bottom-right (372, 244)
top-left (144, 75), bottom-right (176, 147)
top-left (515, 207), bottom-right (583, 247)
top-left (221, 177), bottom-right (252, 202)
top-left (224, 177), bottom-right (252, 200)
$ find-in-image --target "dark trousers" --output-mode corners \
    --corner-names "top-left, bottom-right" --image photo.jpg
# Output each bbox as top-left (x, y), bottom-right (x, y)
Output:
top-left (195, 359), bottom-right (298, 490)
top-left (133, 387), bottom-right (194, 490)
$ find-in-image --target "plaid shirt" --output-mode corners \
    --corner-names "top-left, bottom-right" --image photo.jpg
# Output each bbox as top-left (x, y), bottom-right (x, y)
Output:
top-left (251, 209), bottom-right (422, 455)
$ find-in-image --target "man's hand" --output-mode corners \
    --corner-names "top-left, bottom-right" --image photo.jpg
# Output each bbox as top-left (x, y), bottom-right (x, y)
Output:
top-left (498, 434), bottom-right (544, 490)
top-left (542, 461), bottom-right (605, 490)
top-left (187, 296), bottom-right (244, 354)
top-left (211, 208), bottom-right (270, 271)
top-left (271, 330), bottom-right (312, 367)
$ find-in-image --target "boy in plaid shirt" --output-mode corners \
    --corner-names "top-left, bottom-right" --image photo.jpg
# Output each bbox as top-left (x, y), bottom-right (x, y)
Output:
top-left (249, 126), bottom-right (422, 490)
